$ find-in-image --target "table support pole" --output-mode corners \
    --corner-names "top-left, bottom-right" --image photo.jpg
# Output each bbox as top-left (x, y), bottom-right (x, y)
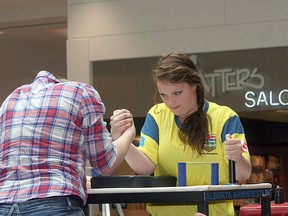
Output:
top-left (197, 201), bottom-right (209, 216)
top-left (261, 193), bottom-right (271, 216)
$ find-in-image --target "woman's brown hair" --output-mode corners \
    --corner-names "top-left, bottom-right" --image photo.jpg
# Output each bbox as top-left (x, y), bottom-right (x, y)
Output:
top-left (153, 52), bottom-right (209, 155)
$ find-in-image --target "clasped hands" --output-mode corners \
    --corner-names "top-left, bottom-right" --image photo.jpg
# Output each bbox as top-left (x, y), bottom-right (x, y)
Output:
top-left (110, 109), bottom-right (134, 140)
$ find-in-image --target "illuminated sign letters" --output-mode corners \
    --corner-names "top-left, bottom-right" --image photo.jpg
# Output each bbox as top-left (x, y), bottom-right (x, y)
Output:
top-left (200, 67), bottom-right (287, 108)
top-left (202, 68), bottom-right (265, 97)
top-left (190, 54), bottom-right (287, 109)
top-left (245, 89), bottom-right (288, 108)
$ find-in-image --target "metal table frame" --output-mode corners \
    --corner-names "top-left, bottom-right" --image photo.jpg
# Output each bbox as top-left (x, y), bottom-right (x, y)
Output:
top-left (87, 183), bottom-right (272, 216)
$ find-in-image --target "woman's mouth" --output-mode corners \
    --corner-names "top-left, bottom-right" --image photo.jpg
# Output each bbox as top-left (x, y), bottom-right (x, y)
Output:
top-left (170, 106), bottom-right (180, 110)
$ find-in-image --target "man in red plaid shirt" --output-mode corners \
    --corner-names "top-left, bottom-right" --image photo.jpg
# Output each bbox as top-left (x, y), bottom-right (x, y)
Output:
top-left (0, 70), bottom-right (135, 215)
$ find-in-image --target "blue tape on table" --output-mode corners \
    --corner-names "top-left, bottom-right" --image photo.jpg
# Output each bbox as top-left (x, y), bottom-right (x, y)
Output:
top-left (178, 162), bottom-right (186, 186)
top-left (211, 163), bottom-right (219, 185)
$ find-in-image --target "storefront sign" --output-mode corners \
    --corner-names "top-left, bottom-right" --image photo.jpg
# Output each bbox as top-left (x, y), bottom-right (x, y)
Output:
top-left (202, 67), bottom-right (264, 97)
top-left (245, 89), bottom-right (288, 108)
top-left (200, 67), bottom-right (287, 108)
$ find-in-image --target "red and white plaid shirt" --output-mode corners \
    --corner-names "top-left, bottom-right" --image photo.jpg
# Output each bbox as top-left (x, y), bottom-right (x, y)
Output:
top-left (0, 71), bottom-right (116, 205)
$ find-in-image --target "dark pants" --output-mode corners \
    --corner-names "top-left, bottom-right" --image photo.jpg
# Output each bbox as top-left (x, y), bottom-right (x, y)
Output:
top-left (0, 196), bottom-right (85, 216)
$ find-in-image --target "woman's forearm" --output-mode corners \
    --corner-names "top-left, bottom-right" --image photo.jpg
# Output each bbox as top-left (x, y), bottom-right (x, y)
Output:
top-left (125, 144), bottom-right (156, 175)
top-left (235, 156), bottom-right (252, 182)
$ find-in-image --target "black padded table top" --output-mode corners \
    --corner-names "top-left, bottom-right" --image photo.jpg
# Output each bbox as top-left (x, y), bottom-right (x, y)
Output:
top-left (91, 175), bottom-right (177, 188)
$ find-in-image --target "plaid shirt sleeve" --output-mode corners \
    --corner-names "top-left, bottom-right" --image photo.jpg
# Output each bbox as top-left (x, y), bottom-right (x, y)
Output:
top-left (80, 83), bottom-right (117, 175)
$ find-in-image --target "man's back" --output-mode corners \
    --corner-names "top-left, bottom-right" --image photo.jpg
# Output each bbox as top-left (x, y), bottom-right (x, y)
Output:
top-left (0, 71), bottom-right (114, 206)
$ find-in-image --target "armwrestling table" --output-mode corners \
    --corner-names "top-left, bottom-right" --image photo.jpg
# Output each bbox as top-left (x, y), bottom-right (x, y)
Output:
top-left (87, 181), bottom-right (272, 216)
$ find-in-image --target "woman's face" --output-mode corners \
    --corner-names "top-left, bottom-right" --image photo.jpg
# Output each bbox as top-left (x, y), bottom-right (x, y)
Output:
top-left (156, 80), bottom-right (198, 121)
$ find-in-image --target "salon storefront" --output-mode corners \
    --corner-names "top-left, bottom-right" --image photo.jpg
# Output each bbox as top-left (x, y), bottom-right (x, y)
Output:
top-left (193, 47), bottom-right (288, 204)
top-left (197, 47), bottom-right (287, 115)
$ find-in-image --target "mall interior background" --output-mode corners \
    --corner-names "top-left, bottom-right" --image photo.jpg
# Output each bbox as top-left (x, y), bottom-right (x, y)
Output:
top-left (0, 0), bottom-right (288, 212)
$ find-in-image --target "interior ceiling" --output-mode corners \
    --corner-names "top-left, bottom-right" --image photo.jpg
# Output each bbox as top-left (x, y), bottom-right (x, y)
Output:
top-left (0, 0), bottom-right (287, 123)
top-left (0, 0), bottom-right (67, 28)
top-left (0, 0), bottom-right (67, 43)
top-left (0, 0), bottom-right (63, 10)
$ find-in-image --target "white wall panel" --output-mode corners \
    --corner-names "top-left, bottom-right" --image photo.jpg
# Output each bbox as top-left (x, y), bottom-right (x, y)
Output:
top-left (67, 38), bottom-right (93, 84)
top-left (88, 20), bottom-right (288, 61)
top-left (225, 0), bottom-right (288, 24)
top-left (68, 0), bottom-right (224, 39)
top-left (67, 0), bottom-right (288, 85)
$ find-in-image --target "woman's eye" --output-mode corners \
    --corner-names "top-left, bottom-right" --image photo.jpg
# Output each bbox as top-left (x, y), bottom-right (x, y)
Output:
top-left (175, 91), bottom-right (181, 95)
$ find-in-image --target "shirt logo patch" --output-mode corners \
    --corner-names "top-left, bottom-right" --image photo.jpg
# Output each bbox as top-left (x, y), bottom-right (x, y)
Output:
top-left (242, 141), bottom-right (249, 153)
top-left (204, 134), bottom-right (216, 152)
